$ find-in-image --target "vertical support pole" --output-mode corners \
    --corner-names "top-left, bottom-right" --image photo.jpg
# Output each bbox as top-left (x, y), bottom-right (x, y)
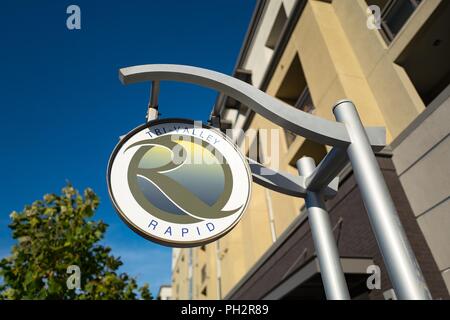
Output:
top-left (333, 100), bottom-right (431, 300)
top-left (147, 80), bottom-right (159, 122)
top-left (297, 157), bottom-right (350, 300)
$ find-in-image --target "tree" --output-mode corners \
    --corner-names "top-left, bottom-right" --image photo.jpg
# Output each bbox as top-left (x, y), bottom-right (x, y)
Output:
top-left (0, 184), bottom-right (153, 300)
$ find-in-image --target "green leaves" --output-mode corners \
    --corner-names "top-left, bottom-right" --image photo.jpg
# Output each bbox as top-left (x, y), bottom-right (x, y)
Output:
top-left (0, 183), bottom-right (153, 300)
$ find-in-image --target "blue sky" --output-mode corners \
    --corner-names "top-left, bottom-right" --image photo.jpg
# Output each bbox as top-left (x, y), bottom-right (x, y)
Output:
top-left (0, 0), bottom-right (255, 297)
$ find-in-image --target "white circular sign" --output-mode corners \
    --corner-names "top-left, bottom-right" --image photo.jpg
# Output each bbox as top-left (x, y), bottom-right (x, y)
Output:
top-left (107, 119), bottom-right (252, 247)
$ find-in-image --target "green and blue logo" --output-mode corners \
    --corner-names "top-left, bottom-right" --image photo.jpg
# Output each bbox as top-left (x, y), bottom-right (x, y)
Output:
top-left (107, 119), bottom-right (252, 247)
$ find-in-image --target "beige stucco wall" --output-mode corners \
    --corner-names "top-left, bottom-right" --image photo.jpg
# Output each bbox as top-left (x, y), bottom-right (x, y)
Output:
top-left (172, 249), bottom-right (190, 299)
top-left (172, 0), bottom-right (446, 299)
top-left (332, 0), bottom-right (442, 138)
top-left (392, 91), bottom-right (450, 293)
top-left (192, 243), bottom-right (219, 300)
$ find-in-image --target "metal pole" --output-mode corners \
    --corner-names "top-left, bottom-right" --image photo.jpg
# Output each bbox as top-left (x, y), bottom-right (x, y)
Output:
top-left (333, 100), bottom-right (431, 300)
top-left (305, 147), bottom-right (348, 192)
top-left (147, 81), bottom-right (159, 122)
top-left (297, 157), bottom-right (350, 300)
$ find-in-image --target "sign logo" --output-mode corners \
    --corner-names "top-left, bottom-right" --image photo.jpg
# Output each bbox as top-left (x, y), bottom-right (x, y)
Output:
top-left (107, 119), bottom-right (252, 247)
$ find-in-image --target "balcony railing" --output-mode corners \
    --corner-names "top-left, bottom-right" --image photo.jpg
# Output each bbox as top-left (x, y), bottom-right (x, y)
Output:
top-left (379, 0), bottom-right (422, 42)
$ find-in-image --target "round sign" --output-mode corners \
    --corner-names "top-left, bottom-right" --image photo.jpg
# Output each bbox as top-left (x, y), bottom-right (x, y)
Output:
top-left (107, 119), bottom-right (252, 247)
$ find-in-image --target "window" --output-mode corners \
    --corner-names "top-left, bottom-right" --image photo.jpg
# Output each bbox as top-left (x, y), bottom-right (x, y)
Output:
top-left (282, 88), bottom-right (315, 147)
top-left (294, 86), bottom-right (315, 114)
top-left (275, 54), bottom-right (315, 148)
top-left (265, 4), bottom-right (288, 50)
top-left (366, 0), bottom-right (422, 43)
top-left (247, 130), bottom-right (263, 164)
top-left (215, 69), bottom-right (252, 131)
top-left (396, 0), bottom-right (450, 105)
top-left (201, 265), bottom-right (207, 283)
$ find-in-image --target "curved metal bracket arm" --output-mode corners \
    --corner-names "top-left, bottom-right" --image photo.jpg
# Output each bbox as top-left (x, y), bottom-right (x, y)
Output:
top-left (248, 158), bottom-right (338, 199)
top-left (119, 64), bottom-right (386, 149)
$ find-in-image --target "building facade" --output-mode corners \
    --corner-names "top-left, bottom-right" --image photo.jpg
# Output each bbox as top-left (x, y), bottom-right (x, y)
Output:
top-left (172, 0), bottom-right (450, 299)
top-left (157, 285), bottom-right (173, 300)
